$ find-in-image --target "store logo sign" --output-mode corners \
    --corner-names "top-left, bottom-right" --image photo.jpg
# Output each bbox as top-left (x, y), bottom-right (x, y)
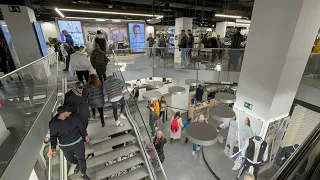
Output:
top-left (8, 6), bottom-right (21, 13)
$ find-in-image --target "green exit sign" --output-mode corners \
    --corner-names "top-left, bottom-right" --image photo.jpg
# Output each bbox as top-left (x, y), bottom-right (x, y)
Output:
top-left (244, 102), bottom-right (253, 110)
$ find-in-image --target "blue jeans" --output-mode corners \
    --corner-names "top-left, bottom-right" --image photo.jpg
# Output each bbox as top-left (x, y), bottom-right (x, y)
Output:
top-left (228, 50), bottom-right (242, 70)
top-left (181, 49), bottom-right (188, 67)
top-left (193, 144), bottom-right (201, 151)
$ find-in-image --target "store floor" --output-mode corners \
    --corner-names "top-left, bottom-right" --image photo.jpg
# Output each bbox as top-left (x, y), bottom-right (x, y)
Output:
top-left (134, 97), bottom-right (215, 180)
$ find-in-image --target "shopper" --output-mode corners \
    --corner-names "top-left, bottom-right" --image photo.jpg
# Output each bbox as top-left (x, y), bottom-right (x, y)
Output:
top-left (169, 111), bottom-right (184, 144)
top-left (90, 44), bottom-right (110, 83)
top-left (86, 74), bottom-right (105, 127)
top-left (64, 81), bottom-right (90, 130)
top-left (182, 117), bottom-right (192, 143)
top-left (70, 46), bottom-right (91, 83)
top-left (48, 105), bottom-right (91, 180)
top-left (62, 30), bottom-right (75, 72)
top-left (105, 75), bottom-right (127, 127)
top-left (192, 114), bottom-right (208, 155)
top-left (240, 117), bottom-right (254, 147)
top-left (159, 96), bottom-right (167, 123)
top-left (154, 34), bottom-right (160, 58)
top-left (94, 30), bottom-right (107, 53)
top-left (153, 131), bottom-right (167, 163)
top-left (229, 27), bottom-right (244, 71)
top-left (158, 34), bottom-right (167, 60)
top-left (187, 29), bottom-right (194, 60)
top-left (146, 33), bottom-right (155, 57)
top-left (178, 30), bottom-right (188, 68)
top-left (132, 84), bottom-right (139, 105)
top-left (149, 104), bottom-right (158, 136)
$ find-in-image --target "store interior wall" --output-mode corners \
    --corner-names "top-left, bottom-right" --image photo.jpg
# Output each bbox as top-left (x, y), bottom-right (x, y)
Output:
top-left (29, 169), bottom-right (38, 180)
top-left (281, 104), bottom-right (320, 147)
top-left (215, 22), bottom-right (227, 38)
top-left (145, 26), bottom-right (155, 38)
top-left (40, 22), bottom-right (59, 41)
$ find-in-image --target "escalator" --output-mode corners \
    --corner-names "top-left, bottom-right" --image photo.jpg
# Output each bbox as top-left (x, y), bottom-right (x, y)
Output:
top-left (271, 122), bottom-right (320, 180)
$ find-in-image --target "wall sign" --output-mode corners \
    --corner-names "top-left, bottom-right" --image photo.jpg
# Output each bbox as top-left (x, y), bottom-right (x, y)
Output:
top-left (8, 6), bottom-right (21, 13)
top-left (244, 102), bottom-right (253, 110)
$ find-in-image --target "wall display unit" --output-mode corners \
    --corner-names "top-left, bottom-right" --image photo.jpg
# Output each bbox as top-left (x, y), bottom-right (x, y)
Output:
top-left (82, 23), bottom-right (128, 52)
top-left (57, 20), bottom-right (85, 46)
top-left (0, 23), bottom-right (16, 75)
top-left (168, 27), bottom-right (175, 55)
top-left (188, 103), bottom-right (210, 121)
top-left (128, 23), bottom-right (145, 53)
top-left (33, 22), bottom-right (48, 56)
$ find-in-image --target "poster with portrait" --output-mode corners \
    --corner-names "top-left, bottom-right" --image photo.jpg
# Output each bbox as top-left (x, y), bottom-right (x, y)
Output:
top-left (265, 117), bottom-right (289, 164)
top-left (57, 20), bottom-right (85, 46)
top-left (82, 23), bottom-right (128, 53)
top-left (128, 23), bottom-right (145, 53)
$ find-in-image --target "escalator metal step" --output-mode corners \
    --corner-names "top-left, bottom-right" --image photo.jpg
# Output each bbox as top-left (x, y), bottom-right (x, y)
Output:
top-left (111, 167), bottom-right (149, 180)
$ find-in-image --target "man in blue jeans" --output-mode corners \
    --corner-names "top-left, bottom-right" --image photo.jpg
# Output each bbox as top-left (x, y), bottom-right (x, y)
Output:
top-left (62, 30), bottom-right (75, 72)
top-left (228, 27), bottom-right (244, 71)
top-left (178, 30), bottom-right (188, 68)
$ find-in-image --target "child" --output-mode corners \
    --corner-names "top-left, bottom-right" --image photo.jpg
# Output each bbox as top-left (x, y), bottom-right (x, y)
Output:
top-left (182, 117), bottom-right (192, 143)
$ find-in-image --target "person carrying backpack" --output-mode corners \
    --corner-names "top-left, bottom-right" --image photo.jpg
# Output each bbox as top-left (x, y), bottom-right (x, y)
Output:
top-left (170, 111), bottom-right (184, 144)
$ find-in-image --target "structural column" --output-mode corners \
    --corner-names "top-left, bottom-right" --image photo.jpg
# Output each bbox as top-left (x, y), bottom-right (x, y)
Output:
top-left (234, 0), bottom-right (320, 122)
top-left (0, 3), bottom-right (42, 66)
top-left (170, 78), bottom-right (190, 113)
top-left (174, 17), bottom-right (192, 63)
top-left (216, 22), bottom-right (227, 38)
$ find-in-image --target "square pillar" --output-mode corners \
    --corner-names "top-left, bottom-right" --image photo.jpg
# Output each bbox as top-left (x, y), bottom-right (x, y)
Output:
top-left (174, 17), bottom-right (193, 64)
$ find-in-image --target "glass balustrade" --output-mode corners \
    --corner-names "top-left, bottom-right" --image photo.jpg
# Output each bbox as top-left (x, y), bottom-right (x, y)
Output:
top-left (0, 53), bottom-right (58, 177)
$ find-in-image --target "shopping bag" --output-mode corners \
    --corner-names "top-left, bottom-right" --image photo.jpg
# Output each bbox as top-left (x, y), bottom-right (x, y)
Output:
top-left (232, 156), bottom-right (245, 171)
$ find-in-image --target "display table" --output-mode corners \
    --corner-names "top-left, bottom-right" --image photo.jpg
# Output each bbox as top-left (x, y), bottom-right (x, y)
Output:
top-left (186, 122), bottom-right (217, 146)
top-left (210, 106), bottom-right (235, 122)
top-left (188, 103), bottom-right (210, 121)
top-left (215, 92), bottom-right (236, 104)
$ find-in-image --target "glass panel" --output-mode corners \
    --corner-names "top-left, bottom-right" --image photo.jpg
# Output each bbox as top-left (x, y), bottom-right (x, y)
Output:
top-left (0, 53), bottom-right (58, 176)
top-left (301, 53), bottom-right (320, 89)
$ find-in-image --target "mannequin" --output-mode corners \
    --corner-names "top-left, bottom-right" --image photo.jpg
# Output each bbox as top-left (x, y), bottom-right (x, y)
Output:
top-left (236, 136), bottom-right (268, 180)
top-left (217, 117), bottom-right (238, 157)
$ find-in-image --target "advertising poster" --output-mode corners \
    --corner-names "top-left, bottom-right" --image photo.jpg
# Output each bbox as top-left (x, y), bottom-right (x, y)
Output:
top-left (265, 117), bottom-right (289, 164)
top-left (0, 25), bottom-right (16, 75)
top-left (128, 23), bottom-right (145, 53)
top-left (57, 20), bottom-right (85, 46)
top-left (82, 23), bottom-right (128, 52)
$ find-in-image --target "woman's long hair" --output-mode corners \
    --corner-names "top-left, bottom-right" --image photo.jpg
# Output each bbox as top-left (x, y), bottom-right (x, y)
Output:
top-left (156, 131), bottom-right (165, 140)
top-left (88, 74), bottom-right (101, 88)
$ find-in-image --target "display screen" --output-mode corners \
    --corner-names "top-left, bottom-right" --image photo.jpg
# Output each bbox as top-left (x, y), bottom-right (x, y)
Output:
top-left (57, 20), bottom-right (85, 46)
top-left (33, 22), bottom-right (48, 56)
top-left (128, 23), bottom-right (145, 53)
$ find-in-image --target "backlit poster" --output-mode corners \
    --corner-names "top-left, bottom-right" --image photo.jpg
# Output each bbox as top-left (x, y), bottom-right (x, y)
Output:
top-left (33, 22), bottom-right (48, 56)
top-left (57, 20), bottom-right (85, 46)
top-left (128, 23), bottom-right (145, 53)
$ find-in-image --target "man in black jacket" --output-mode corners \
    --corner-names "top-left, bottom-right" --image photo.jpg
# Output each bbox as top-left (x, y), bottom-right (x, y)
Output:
top-left (48, 105), bottom-right (91, 180)
top-left (229, 27), bottom-right (244, 71)
top-left (178, 30), bottom-right (188, 68)
top-left (64, 81), bottom-right (90, 129)
top-left (187, 29), bottom-right (194, 60)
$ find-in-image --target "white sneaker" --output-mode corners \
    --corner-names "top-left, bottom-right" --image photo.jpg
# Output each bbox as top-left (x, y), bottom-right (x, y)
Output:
top-left (89, 117), bottom-right (96, 121)
top-left (197, 146), bottom-right (201, 151)
top-left (192, 151), bottom-right (195, 155)
top-left (116, 120), bottom-right (121, 127)
top-left (155, 127), bottom-right (159, 131)
top-left (120, 113), bottom-right (127, 120)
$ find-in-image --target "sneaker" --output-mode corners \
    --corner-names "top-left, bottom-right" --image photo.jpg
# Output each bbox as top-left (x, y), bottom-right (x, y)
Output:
top-left (102, 123), bottom-right (105, 127)
top-left (216, 128), bottom-right (220, 132)
top-left (197, 146), bottom-right (201, 151)
top-left (192, 151), bottom-right (195, 155)
top-left (74, 165), bottom-right (80, 174)
top-left (120, 113), bottom-right (127, 120)
top-left (81, 174), bottom-right (91, 180)
top-left (116, 120), bottom-right (121, 126)
top-left (89, 116), bottom-right (97, 121)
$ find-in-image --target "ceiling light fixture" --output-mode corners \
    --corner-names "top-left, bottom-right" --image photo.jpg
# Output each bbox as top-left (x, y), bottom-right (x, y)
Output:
top-left (96, 19), bottom-right (106, 21)
top-left (55, 8), bottom-right (65, 18)
top-left (215, 14), bottom-right (242, 19)
top-left (65, 17), bottom-right (108, 20)
top-left (59, 8), bottom-right (162, 17)
top-left (156, 16), bottom-right (163, 19)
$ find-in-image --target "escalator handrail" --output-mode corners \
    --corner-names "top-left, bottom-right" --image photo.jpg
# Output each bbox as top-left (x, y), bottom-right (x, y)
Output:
top-left (271, 122), bottom-right (320, 180)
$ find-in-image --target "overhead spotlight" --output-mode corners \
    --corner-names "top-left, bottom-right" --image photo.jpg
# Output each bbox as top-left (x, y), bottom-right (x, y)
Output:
top-left (108, 5), bottom-right (113, 8)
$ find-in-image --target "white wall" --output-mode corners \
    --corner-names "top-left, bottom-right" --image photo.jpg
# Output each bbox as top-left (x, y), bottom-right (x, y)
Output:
top-left (28, 169), bottom-right (38, 180)
top-left (0, 115), bottom-right (10, 146)
top-left (145, 26), bottom-right (154, 38)
top-left (40, 21), bottom-right (59, 41)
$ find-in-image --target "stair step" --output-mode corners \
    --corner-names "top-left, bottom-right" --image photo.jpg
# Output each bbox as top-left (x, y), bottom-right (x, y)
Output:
top-left (86, 134), bottom-right (136, 154)
top-left (71, 155), bottom-right (145, 180)
top-left (87, 118), bottom-right (132, 140)
top-left (111, 167), bottom-right (149, 180)
top-left (69, 144), bottom-right (141, 177)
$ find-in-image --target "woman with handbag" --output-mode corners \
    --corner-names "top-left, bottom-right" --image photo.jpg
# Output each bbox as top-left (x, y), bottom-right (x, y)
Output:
top-left (153, 131), bottom-right (167, 163)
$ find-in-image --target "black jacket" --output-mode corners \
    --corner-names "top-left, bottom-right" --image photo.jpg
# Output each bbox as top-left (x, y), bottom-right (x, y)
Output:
top-left (49, 114), bottom-right (88, 149)
top-left (179, 36), bottom-right (188, 48)
top-left (195, 87), bottom-right (204, 101)
top-left (153, 137), bottom-right (166, 163)
top-left (231, 32), bottom-right (244, 49)
top-left (95, 37), bottom-right (107, 52)
top-left (187, 34), bottom-right (194, 48)
top-left (64, 88), bottom-right (90, 123)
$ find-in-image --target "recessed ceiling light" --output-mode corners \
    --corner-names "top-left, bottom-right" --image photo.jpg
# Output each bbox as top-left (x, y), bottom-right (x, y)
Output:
top-left (215, 14), bottom-right (242, 19)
